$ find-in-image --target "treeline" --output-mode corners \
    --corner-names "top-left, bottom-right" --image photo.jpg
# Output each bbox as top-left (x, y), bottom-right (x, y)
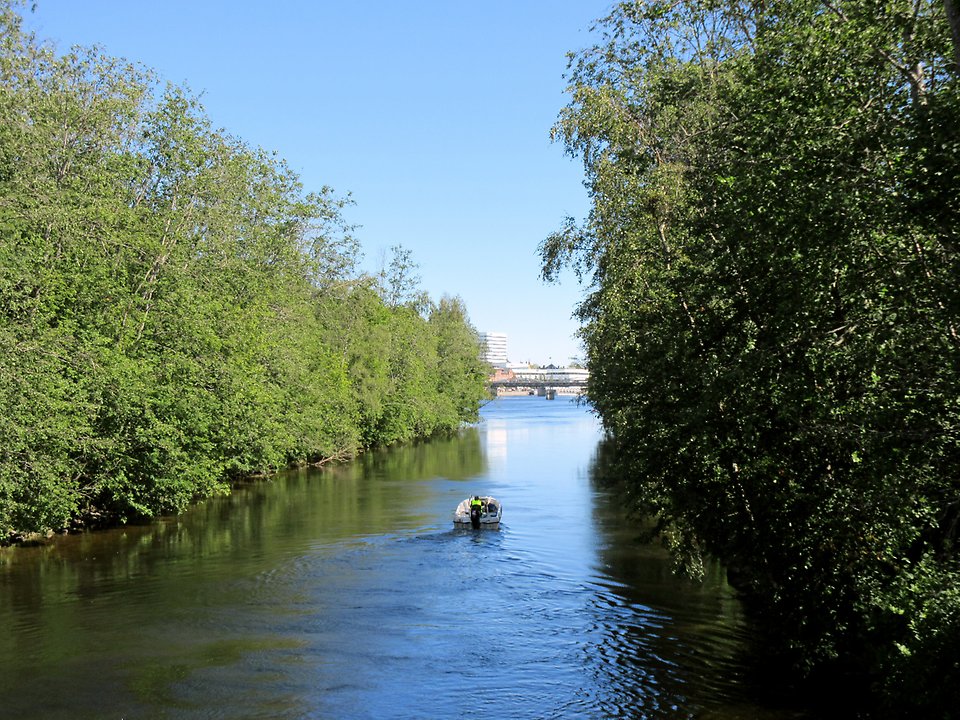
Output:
top-left (544, 0), bottom-right (959, 714)
top-left (0, 5), bottom-right (489, 540)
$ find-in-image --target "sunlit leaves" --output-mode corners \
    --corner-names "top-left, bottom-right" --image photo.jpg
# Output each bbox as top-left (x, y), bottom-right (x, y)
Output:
top-left (0, 1), bottom-right (488, 540)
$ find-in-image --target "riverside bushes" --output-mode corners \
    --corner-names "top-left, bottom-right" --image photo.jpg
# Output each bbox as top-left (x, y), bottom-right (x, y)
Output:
top-left (0, 4), bottom-right (489, 538)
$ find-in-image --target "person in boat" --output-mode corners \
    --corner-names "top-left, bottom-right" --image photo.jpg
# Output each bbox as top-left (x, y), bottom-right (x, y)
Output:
top-left (470, 495), bottom-right (483, 528)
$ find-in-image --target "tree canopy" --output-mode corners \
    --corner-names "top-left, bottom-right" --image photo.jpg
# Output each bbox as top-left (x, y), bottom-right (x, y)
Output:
top-left (0, 2), bottom-right (489, 540)
top-left (545, 0), bottom-right (959, 712)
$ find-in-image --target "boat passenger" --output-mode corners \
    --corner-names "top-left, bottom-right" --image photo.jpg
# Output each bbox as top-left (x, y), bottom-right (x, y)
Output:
top-left (469, 495), bottom-right (483, 528)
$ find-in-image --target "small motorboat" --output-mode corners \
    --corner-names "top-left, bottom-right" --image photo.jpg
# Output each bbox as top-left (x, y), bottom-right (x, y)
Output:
top-left (453, 496), bottom-right (502, 529)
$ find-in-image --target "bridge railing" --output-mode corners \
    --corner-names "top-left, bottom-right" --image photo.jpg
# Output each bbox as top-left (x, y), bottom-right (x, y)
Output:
top-left (488, 379), bottom-right (586, 388)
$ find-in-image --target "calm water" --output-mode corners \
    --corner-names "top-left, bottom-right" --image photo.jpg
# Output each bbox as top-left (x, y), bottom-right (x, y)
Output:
top-left (0, 397), bottom-right (811, 719)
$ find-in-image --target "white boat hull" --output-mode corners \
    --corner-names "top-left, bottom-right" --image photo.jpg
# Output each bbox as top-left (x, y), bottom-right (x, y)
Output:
top-left (453, 496), bottom-right (502, 527)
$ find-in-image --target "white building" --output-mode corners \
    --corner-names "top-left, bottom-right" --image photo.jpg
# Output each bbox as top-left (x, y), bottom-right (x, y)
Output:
top-left (481, 332), bottom-right (508, 367)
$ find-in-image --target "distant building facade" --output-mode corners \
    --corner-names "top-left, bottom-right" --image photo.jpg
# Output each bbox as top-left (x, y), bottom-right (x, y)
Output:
top-left (489, 367), bottom-right (516, 383)
top-left (481, 332), bottom-right (508, 367)
top-left (488, 364), bottom-right (589, 397)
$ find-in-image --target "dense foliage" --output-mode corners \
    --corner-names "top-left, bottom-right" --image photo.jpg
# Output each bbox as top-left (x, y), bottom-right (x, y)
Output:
top-left (544, 0), bottom-right (959, 713)
top-left (0, 4), bottom-right (489, 540)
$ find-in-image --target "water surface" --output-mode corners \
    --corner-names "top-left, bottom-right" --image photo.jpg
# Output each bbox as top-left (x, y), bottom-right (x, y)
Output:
top-left (1, 396), bottom-right (809, 719)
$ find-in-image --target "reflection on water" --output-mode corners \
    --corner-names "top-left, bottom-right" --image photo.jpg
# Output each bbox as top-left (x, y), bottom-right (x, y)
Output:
top-left (484, 423), bottom-right (509, 466)
top-left (1, 397), bottom-right (812, 719)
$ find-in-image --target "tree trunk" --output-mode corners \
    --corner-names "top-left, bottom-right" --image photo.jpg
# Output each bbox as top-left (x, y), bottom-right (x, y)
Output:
top-left (947, 0), bottom-right (960, 72)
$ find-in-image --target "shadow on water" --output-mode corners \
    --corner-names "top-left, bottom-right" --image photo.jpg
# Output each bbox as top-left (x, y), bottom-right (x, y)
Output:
top-left (584, 436), bottom-right (837, 720)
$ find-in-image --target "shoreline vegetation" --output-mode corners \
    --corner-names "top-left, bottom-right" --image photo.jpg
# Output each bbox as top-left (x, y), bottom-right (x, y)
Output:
top-left (0, 3), bottom-right (489, 545)
top-left (543, 1), bottom-right (959, 715)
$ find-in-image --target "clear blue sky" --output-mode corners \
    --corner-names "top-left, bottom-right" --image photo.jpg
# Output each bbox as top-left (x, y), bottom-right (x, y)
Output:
top-left (23, 1), bottom-right (612, 366)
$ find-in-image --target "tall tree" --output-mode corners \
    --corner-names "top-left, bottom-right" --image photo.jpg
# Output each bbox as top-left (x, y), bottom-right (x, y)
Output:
top-left (545, 0), bottom-right (960, 711)
top-left (379, 243), bottom-right (429, 312)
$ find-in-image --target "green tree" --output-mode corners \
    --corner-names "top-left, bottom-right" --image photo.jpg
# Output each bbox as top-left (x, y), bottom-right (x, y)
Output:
top-left (429, 295), bottom-right (488, 426)
top-left (545, 0), bottom-right (960, 711)
top-left (1, 1), bottom-right (489, 540)
top-left (378, 243), bottom-right (430, 313)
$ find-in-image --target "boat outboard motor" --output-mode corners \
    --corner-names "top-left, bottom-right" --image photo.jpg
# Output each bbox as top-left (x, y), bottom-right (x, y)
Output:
top-left (470, 497), bottom-right (482, 529)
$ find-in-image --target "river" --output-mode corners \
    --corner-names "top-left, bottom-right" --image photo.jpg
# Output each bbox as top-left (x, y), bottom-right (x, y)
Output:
top-left (0, 396), bottom-right (816, 719)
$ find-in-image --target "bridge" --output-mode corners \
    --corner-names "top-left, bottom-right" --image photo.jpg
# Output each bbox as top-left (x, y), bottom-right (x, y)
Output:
top-left (489, 379), bottom-right (586, 389)
top-left (488, 378), bottom-right (587, 399)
